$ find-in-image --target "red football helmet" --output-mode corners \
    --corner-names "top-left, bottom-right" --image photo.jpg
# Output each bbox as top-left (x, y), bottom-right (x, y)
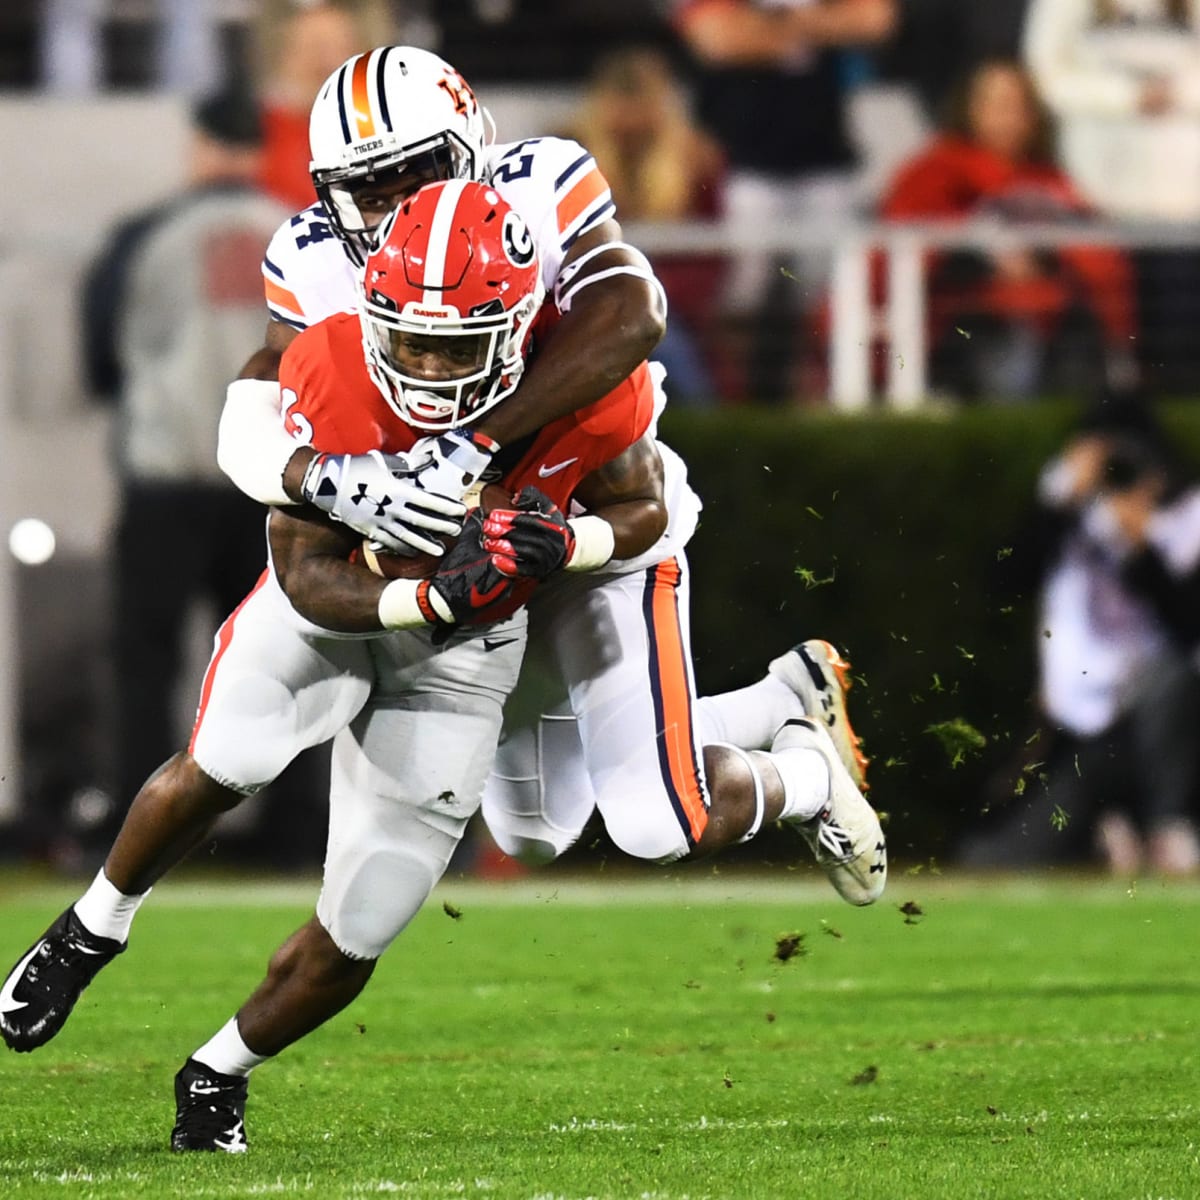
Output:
top-left (360, 180), bottom-right (545, 431)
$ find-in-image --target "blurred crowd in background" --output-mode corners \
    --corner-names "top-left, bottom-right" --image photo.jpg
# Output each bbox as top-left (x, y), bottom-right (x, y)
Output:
top-left (4, 0), bottom-right (1200, 878)
top-left (1, 0), bottom-right (1198, 400)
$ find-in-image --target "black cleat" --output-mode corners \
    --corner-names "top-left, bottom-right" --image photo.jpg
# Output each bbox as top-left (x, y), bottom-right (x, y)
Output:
top-left (171, 1058), bottom-right (249, 1152)
top-left (0, 907), bottom-right (125, 1052)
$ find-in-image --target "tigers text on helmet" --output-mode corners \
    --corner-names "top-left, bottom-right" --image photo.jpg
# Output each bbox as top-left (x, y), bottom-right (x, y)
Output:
top-left (309, 46), bottom-right (489, 263)
top-left (360, 180), bottom-right (545, 432)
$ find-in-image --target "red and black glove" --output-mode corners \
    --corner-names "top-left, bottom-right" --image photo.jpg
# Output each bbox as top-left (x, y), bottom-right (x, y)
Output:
top-left (417, 509), bottom-right (517, 626)
top-left (482, 486), bottom-right (576, 580)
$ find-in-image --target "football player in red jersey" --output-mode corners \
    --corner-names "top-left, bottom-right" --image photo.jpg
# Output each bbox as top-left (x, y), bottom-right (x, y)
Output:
top-left (0, 53), bottom-right (873, 1078)
top-left (163, 183), bottom-right (883, 1151)
top-left (1, 183), bottom-right (884, 1152)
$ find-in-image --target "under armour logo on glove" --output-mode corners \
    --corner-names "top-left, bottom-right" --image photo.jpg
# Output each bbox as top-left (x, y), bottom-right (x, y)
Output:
top-left (350, 484), bottom-right (392, 518)
top-left (299, 449), bottom-right (466, 556)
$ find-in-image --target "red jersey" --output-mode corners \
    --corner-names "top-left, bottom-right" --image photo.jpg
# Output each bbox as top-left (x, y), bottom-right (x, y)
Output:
top-left (279, 310), bottom-right (655, 510)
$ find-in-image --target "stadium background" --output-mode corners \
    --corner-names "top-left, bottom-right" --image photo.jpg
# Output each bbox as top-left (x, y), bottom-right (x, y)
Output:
top-left (0, 0), bottom-right (1196, 874)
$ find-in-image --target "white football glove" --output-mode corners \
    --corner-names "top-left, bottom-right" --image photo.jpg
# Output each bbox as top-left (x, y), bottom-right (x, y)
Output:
top-left (408, 429), bottom-right (500, 504)
top-left (300, 449), bottom-right (466, 556)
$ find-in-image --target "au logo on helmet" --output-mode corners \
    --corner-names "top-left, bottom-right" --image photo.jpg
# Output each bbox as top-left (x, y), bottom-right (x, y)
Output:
top-left (438, 71), bottom-right (476, 116)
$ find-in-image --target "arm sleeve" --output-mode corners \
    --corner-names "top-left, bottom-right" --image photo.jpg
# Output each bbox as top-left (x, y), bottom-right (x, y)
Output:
top-left (217, 378), bottom-right (296, 506)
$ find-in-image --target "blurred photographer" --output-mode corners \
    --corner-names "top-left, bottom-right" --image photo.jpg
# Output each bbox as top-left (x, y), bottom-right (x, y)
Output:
top-left (962, 391), bottom-right (1200, 875)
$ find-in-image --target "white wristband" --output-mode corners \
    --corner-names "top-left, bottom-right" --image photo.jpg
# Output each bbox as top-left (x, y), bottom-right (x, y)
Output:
top-left (378, 580), bottom-right (426, 629)
top-left (377, 579), bottom-right (453, 628)
top-left (217, 378), bottom-right (300, 507)
top-left (565, 515), bottom-right (616, 572)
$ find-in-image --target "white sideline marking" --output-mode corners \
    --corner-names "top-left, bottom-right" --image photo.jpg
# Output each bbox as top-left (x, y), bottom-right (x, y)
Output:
top-left (4, 871), bottom-right (1200, 912)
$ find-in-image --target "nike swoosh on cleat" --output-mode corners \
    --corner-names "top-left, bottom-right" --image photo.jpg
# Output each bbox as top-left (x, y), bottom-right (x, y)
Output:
top-left (188, 1082), bottom-right (226, 1096)
top-left (537, 458), bottom-right (578, 478)
top-left (0, 943), bottom-right (44, 1014)
top-left (213, 1121), bottom-right (248, 1153)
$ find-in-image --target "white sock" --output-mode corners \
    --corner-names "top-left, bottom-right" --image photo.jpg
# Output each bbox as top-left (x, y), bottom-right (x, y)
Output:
top-left (771, 747), bottom-right (830, 822)
top-left (193, 1017), bottom-right (269, 1078)
top-left (73, 868), bottom-right (150, 943)
top-left (696, 676), bottom-right (804, 751)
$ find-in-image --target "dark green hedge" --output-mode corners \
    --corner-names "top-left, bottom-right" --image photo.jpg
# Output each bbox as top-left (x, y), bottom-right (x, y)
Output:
top-left (657, 401), bottom-right (1200, 864)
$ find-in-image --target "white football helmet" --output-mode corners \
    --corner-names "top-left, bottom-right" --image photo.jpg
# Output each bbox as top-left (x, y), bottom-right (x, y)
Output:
top-left (309, 46), bottom-right (489, 262)
top-left (360, 180), bottom-right (545, 432)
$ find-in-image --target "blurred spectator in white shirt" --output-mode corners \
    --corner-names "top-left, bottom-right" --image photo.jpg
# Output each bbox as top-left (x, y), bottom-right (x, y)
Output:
top-left (1024, 0), bottom-right (1200, 391)
top-left (1024, 0), bottom-right (1200, 221)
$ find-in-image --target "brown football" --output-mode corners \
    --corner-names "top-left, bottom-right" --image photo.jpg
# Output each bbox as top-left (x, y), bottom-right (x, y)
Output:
top-left (357, 481), bottom-right (515, 580)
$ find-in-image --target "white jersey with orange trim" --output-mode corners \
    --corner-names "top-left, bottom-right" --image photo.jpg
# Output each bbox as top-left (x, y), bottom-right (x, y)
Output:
top-left (261, 136), bottom-right (615, 331)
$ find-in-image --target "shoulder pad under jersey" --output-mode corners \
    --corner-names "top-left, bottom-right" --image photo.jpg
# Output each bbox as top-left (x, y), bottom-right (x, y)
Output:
top-left (484, 137), bottom-right (616, 297)
top-left (262, 203), bottom-right (359, 330)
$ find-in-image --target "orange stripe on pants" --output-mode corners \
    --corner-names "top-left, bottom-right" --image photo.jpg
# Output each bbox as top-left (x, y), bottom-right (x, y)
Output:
top-left (188, 570), bottom-right (268, 753)
top-left (645, 559), bottom-right (708, 843)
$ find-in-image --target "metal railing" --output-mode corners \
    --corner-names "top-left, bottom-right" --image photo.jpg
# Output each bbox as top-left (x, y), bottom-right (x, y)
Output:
top-left (625, 216), bottom-right (1200, 408)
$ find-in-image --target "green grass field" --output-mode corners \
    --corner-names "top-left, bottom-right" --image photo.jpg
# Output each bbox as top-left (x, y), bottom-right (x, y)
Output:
top-left (0, 870), bottom-right (1197, 1200)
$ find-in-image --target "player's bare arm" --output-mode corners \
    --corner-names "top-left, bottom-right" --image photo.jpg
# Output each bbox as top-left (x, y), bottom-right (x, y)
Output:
top-left (483, 437), bottom-right (668, 581)
top-left (572, 434), bottom-right (668, 562)
top-left (470, 219), bottom-right (666, 449)
top-left (268, 506), bottom-right (387, 634)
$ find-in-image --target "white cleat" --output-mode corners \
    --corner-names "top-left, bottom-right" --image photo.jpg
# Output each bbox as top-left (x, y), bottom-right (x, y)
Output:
top-left (773, 717), bottom-right (886, 906)
top-left (768, 639), bottom-right (869, 790)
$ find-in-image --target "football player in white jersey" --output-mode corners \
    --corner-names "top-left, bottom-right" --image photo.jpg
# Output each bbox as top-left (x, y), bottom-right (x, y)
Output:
top-left (0, 50), bottom-right (885, 1076)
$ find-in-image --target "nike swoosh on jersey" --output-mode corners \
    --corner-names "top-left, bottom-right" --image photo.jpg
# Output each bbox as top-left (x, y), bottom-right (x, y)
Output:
top-left (0, 942), bottom-right (43, 1014)
top-left (537, 457), bottom-right (578, 478)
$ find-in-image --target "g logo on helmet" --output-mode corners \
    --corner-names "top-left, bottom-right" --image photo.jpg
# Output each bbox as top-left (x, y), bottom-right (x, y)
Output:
top-left (502, 212), bottom-right (535, 268)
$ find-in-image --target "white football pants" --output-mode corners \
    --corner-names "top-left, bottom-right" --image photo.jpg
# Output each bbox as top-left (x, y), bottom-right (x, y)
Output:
top-left (483, 553), bottom-right (711, 864)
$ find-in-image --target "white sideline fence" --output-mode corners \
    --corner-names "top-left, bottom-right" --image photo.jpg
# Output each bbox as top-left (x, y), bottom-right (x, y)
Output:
top-left (624, 216), bottom-right (1200, 411)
